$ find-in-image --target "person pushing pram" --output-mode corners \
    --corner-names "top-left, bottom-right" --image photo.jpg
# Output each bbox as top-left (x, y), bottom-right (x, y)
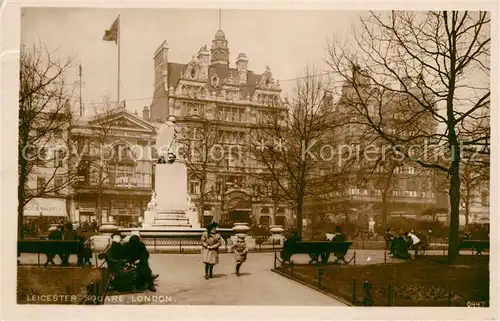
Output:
top-left (389, 230), bottom-right (424, 260)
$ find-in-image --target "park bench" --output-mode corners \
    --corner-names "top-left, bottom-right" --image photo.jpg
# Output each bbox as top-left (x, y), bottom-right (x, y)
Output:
top-left (459, 239), bottom-right (489, 256)
top-left (280, 241), bottom-right (352, 264)
top-left (17, 239), bottom-right (81, 267)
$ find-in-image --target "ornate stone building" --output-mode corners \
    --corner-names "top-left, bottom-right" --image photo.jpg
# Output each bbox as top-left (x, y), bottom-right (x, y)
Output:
top-left (71, 109), bottom-right (156, 226)
top-left (148, 29), bottom-right (290, 228)
top-left (303, 66), bottom-right (449, 230)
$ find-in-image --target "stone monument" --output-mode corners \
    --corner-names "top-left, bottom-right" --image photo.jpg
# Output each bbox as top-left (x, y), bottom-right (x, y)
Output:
top-left (141, 116), bottom-right (200, 229)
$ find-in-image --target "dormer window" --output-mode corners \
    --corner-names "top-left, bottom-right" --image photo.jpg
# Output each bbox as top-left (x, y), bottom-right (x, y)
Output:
top-left (191, 69), bottom-right (196, 78)
top-left (211, 75), bottom-right (220, 88)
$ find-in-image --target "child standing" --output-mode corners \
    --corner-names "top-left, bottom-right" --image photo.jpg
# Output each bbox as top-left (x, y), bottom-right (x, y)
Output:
top-left (233, 234), bottom-right (248, 276)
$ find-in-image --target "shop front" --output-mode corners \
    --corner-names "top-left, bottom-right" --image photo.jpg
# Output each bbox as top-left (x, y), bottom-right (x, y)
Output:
top-left (23, 197), bottom-right (69, 237)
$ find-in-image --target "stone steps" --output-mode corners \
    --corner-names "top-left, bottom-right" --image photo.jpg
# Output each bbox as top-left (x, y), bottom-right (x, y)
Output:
top-left (153, 219), bottom-right (190, 225)
top-left (156, 213), bottom-right (188, 220)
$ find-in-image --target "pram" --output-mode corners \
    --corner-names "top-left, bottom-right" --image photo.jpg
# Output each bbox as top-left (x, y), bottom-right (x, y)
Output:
top-left (390, 233), bottom-right (428, 260)
top-left (98, 247), bottom-right (138, 293)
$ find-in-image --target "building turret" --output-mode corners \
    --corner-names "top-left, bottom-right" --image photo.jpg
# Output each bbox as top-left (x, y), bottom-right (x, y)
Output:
top-left (236, 53), bottom-right (248, 84)
top-left (210, 29), bottom-right (229, 65)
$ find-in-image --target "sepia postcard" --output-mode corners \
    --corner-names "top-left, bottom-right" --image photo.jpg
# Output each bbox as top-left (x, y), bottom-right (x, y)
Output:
top-left (1, 1), bottom-right (498, 320)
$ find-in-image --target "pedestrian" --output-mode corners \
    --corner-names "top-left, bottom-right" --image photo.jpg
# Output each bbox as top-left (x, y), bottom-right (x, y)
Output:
top-left (405, 231), bottom-right (422, 259)
top-left (384, 228), bottom-right (396, 253)
top-left (45, 225), bottom-right (62, 267)
top-left (61, 223), bottom-right (78, 266)
top-left (123, 235), bottom-right (157, 292)
top-left (233, 234), bottom-right (248, 276)
top-left (201, 222), bottom-right (222, 279)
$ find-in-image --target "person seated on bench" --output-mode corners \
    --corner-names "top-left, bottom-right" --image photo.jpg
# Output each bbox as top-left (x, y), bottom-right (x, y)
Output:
top-left (384, 228), bottom-right (396, 254)
top-left (405, 231), bottom-right (422, 259)
top-left (103, 233), bottom-right (128, 273)
top-left (109, 233), bottom-right (125, 260)
top-left (77, 231), bottom-right (93, 267)
top-left (61, 223), bottom-right (78, 266)
top-left (123, 235), bottom-right (157, 292)
top-left (331, 226), bottom-right (349, 263)
top-left (308, 232), bottom-right (328, 264)
top-left (281, 231), bottom-right (301, 262)
top-left (45, 225), bottom-right (63, 267)
top-left (391, 235), bottom-right (410, 259)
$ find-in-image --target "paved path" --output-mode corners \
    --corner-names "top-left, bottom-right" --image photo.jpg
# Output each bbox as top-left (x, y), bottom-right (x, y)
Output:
top-left (112, 252), bottom-right (346, 305)
top-left (18, 248), bottom-right (484, 305)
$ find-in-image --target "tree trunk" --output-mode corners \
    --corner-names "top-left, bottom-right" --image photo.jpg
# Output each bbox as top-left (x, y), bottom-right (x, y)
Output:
top-left (18, 149), bottom-right (30, 240)
top-left (446, 40), bottom-right (461, 264)
top-left (273, 199), bottom-right (278, 226)
top-left (97, 191), bottom-right (103, 226)
top-left (448, 158), bottom-right (461, 264)
top-left (464, 193), bottom-right (470, 227)
top-left (381, 191), bottom-right (389, 230)
top-left (199, 179), bottom-right (206, 228)
top-left (296, 195), bottom-right (304, 238)
top-left (18, 200), bottom-right (25, 240)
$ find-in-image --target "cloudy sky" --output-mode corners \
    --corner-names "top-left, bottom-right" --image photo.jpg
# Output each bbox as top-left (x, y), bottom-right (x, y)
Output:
top-left (21, 8), bottom-right (362, 115)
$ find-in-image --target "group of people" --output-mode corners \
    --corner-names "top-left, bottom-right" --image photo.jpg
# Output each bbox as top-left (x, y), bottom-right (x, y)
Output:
top-left (45, 222), bottom-right (92, 267)
top-left (384, 228), bottom-right (425, 259)
top-left (200, 222), bottom-right (248, 279)
top-left (105, 233), bottom-right (159, 292)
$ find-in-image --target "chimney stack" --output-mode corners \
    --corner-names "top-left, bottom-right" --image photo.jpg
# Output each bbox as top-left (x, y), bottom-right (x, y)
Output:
top-left (143, 106), bottom-right (150, 121)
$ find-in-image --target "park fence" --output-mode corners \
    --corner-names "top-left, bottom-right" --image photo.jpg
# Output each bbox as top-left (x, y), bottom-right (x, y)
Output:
top-left (272, 249), bottom-right (488, 307)
top-left (140, 235), bottom-right (283, 253)
top-left (274, 259), bottom-right (467, 307)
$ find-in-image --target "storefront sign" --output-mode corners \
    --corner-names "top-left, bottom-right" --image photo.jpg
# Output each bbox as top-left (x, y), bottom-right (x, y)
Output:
top-left (24, 198), bottom-right (67, 217)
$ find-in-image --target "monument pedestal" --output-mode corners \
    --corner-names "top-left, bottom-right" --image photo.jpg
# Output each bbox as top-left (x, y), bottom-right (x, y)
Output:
top-left (141, 159), bottom-right (200, 229)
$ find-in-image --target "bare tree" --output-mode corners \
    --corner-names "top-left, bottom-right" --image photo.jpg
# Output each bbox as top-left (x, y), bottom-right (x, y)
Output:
top-left (249, 66), bottom-right (346, 237)
top-left (18, 42), bottom-right (78, 238)
top-left (327, 11), bottom-right (490, 263)
top-left (179, 117), bottom-right (224, 227)
top-left (72, 96), bottom-right (123, 225)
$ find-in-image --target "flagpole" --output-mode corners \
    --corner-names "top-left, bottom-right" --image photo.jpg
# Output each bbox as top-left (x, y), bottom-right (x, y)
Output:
top-left (117, 14), bottom-right (121, 108)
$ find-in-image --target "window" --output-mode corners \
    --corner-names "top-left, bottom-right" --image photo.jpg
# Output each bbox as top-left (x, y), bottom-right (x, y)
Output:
top-left (189, 107), bottom-right (199, 116)
top-left (481, 192), bottom-right (489, 206)
top-left (259, 215), bottom-right (271, 227)
top-left (37, 177), bottom-right (46, 195)
top-left (37, 148), bottom-right (47, 166)
top-left (54, 149), bottom-right (65, 167)
top-left (408, 167), bottom-right (415, 175)
top-left (54, 177), bottom-right (64, 194)
top-left (54, 129), bottom-right (63, 139)
top-left (189, 181), bottom-right (200, 194)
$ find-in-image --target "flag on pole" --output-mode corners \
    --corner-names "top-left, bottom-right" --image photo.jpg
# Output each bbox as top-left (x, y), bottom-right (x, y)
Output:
top-left (103, 17), bottom-right (119, 43)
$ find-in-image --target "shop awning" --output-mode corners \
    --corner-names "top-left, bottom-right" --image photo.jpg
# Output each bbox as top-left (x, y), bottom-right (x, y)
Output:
top-left (23, 197), bottom-right (68, 217)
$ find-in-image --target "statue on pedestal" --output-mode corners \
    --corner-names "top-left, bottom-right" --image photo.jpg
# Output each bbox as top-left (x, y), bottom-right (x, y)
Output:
top-left (156, 116), bottom-right (180, 160)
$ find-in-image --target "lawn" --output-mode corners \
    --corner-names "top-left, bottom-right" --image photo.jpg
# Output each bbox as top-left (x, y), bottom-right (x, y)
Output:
top-left (275, 255), bottom-right (489, 307)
